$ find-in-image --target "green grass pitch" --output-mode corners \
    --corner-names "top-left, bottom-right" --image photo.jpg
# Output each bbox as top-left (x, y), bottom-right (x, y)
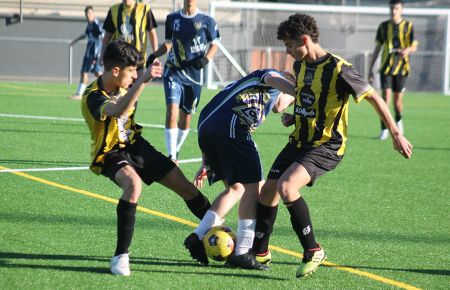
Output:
top-left (0, 81), bottom-right (449, 289)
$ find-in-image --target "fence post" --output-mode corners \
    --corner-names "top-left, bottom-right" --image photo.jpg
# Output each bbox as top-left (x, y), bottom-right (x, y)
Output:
top-left (69, 44), bottom-right (73, 84)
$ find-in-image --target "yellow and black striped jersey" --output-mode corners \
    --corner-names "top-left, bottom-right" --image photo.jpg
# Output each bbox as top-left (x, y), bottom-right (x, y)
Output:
top-left (103, 3), bottom-right (157, 58)
top-left (376, 19), bottom-right (418, 76)
top-left (81, 77), bottom-right (142, 174)
top-left (290, 52), bottom-right (373, 156)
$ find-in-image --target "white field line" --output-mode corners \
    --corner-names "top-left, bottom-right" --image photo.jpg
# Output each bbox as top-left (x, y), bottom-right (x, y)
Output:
top-left (0, 158), bottom-right (203, 173)
top-left (0, 113), bottom-right (198, 132)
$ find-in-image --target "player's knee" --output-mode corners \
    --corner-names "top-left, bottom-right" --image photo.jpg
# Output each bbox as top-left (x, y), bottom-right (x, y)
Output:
top-left (276, 180), bottom-right (295, 200)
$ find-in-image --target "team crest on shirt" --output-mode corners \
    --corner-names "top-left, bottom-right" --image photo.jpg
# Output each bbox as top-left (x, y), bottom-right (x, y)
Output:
top-left (194, 21), bottom-right (202, 31)
top-left (173, 19), bottom-right (181, 31)
top-left (304, 68), bottom-right (315, 85)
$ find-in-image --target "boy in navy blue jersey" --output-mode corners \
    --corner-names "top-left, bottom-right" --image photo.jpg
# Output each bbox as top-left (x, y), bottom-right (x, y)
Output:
top-left (69, 6), bottom-right (103, 100)
top-left (183, 69), bottom-right (296, 269)
top-left (146, 0), bottom-right (220, 161)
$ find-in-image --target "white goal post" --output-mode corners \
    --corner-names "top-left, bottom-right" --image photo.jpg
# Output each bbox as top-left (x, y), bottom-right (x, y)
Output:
top-left (207, 1), bottom-right (450, 95)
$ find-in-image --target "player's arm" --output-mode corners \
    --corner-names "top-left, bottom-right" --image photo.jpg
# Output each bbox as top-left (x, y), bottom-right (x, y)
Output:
top-left (264, 72), bottom-right (296, 97)
top-left (146, 9), bottom-right (158, 52)
top-left (146, 40), bottom-right (172, 68)
top-left (100, 10), bottom-right (114, 64)
top-left (365, 91), bottom-right (413, 159)
top-left (272, 94), bottom-right (295, 113)
top-left (104, 61), bottom-right (162, 117)
top-left (70, 34), bottom-right (86, 46)
top-left (368, 43), bottom-right (382, 84)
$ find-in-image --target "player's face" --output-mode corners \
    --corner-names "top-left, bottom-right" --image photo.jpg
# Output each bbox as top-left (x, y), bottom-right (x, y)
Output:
top-left (390, 3), bottom-right (403, 20)
top-left (85, 9), bottom-right (95, 23)
top-left (122, 0), bottom-right (135, 7)
top-left (283, 38), bottom-right (307, 61)
top-left (184, 0), bottom-right (197, 8)
top-left (117, 66), bottom-right (138, 89)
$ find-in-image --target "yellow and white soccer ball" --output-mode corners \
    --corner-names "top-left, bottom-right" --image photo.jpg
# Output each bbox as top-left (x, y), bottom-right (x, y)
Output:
top-left (202, 225), bottom-right (236, 261)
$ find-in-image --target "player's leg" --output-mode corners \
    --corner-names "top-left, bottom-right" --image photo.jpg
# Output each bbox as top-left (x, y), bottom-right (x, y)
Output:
top-left (158, 165), bottom-right (211, 220)
top-left (163, 73), bottom-right (182, 159)
top-left (176, 84), bottom-right (201, 156)
top-left (393, 75), bottom-right (406, 135)
top-left (101, 152), bottom-right (143, 276)
top-left (379, 73), bottom-right (391, 140)
top-left (70, 56), bottom-right (91, 100)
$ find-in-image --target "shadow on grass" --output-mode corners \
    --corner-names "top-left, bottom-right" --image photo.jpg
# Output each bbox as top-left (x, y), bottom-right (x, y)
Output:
top-left (0, 252), bottom-right (286, 280)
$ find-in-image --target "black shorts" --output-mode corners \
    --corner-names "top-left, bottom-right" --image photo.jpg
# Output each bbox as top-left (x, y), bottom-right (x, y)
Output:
top-left (100, 137), bottom-right (176, 185)
top-left (380, 74), bottom-right (407, 93)
top-left (267, 143), bottom-right (342, 186)
top-left (199, 133), bottom-right (263, 186)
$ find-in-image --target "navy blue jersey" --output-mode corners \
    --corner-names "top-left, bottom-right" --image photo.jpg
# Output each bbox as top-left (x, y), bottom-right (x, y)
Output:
top-left (198, 69), bottom-right (282, 138)
top-left (165, 9), bottom-right (219, 85)
top-left (84, 18), bottom-right (103, 60)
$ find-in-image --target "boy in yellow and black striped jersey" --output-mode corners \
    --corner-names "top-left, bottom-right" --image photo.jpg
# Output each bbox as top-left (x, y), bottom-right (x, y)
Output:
top-left (247, 14), bottom-right (413, 278)
top-left (369, 0), bottom-right (418, 140)
top-left (81, 40), bottom-right (211, 276)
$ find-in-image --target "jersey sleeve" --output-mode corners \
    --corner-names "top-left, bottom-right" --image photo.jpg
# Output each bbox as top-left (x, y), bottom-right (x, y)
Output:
top-left (206, 16), bottom-right (220, 42)
top-left (86, 91), bottom-right (111, 121)
top-left (261, 69), bottom-right (283, 85)
top-left (165, 15), bottom-right (173, 41)
top-left (103, 9), bottom-right (115, 34)
top-left (338, 65), bottom-right (373, 103)
top-left (146, 8), bottom-right (158, 31)
top-left (375, 23), bottom-right (383, 46)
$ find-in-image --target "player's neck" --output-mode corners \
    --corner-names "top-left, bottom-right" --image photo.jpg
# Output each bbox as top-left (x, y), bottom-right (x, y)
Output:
top-left (304, 44), bottom-right (327, 64)
top-left (101, 73), bottom-right (120, 94)
top-left (182, 6), bottom-right (198, 16)
top-left (392, 17), bottom-right (403, 24)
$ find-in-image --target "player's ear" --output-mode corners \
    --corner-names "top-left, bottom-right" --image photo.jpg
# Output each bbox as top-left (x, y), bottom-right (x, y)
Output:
top-left (112, 66), bottom-right (121, 77)
top-left (302, 35), bottom-right (308, 46)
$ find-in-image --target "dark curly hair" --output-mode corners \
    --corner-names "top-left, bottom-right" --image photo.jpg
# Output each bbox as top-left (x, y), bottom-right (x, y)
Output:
top-left (277, 14), bottom-right (320, 43)
top-left (103, 40), bottom-right (144, 71)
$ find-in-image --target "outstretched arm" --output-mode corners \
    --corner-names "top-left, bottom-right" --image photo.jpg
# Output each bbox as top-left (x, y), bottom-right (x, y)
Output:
top-left (365, 91), bottom-right (413, 159)
top-left (104, 61), bottom-right (162, 117)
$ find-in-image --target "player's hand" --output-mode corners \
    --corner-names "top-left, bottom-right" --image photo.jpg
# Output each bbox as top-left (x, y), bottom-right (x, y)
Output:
top-left (281, 113), bottom-right (295, 127)
top-left (192, 56), bottom-right (209, 69)
top-left (145, 53), bottom-right (156, 68)
top-left (392, 134), bottom-right (413, 159)
top-left (368, 72), bottom-right (374, 85)
top-left (398, 48), bottom-right (409, 59)
top-left (194, 166), bottom-right (208, 188)
top-left (145, 60), bottom-right (162, 82)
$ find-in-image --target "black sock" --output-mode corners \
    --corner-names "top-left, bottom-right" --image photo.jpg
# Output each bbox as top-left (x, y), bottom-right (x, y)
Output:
top-left (185, 190), bottom-right (211, 220)
top-left (252, 202), bottom-right (278, 255)
top-left (114, 199), bottom-right (137, 256)
top-left (286, 197), bottom-right (319, 252)
top-left (394, 109), bottom-right (402, 122)
top-left (381, 120), bottom-right (386, 130)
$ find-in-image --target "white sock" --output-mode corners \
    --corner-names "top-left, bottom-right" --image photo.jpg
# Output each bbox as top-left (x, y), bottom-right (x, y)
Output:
top-left (235, 219), bottom-right (256, 256)
top-left (76, 83), bottom-right (86, 96)
top-left (176, 129), bottom-right (190, 153)
top-left (165, 128), bottom-right (178, 158)
top-left (194, 210), bottom-right (224, 239)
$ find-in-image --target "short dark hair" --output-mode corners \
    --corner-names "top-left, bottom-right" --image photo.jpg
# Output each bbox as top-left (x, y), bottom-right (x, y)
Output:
top-left (277, 14), bottom-right (320, 43)
top-left (389, 0), bottom-right (403, 6)
top-left (84, 6), bottom-right (93, 15)
top-left (103, 40), bottom-right (144, 71)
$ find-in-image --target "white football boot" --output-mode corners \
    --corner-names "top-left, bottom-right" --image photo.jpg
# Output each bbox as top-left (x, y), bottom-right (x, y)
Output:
top-left (110, 253), bottom-right (131, 276)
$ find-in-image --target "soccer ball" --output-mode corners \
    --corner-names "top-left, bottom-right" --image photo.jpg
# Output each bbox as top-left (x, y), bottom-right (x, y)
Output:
top-left (202, 225), bottom-right (236, 261)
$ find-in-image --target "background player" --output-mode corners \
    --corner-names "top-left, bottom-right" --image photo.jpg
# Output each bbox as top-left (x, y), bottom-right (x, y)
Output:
top-left (368, 0), bottom-right (418, 140)
top-left (183, 69), bottom-right (295, 270)
top-left (81, 40), bottom-right (211, 276)
top-left (100, 0), bottom-right (158, 61)
top-left (146, 0), bottom-right (219, 161)
top-left (251, 13), bottom-right (413, 278)
top-left (69, 6), bottom-right (103, 100)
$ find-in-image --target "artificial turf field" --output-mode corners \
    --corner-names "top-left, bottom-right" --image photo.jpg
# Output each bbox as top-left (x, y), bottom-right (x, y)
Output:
top-left (0, 81), bottom-right (448, 289)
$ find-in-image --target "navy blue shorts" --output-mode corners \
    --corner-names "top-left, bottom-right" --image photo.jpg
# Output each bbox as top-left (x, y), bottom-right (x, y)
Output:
top-left (81, 56), bottom-right (102, 74)
top-left (267, 142), bottom-right (342, 186)
top-left (198, 133), bottom-right (263, 186)
top-left (163, 69), bottom-right (202, 114)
